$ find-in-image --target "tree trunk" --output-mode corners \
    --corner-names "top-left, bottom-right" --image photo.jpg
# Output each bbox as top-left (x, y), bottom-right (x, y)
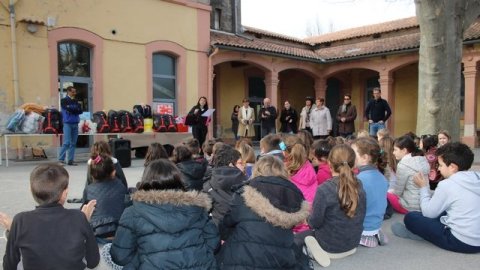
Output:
top-left (415, 0), bottom-right (480, 141)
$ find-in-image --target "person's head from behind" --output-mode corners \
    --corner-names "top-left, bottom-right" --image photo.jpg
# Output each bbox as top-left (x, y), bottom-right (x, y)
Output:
top-left (393, 135), bottom-right (423, 161)
top-left (171, 145), bottom-right (192, 163)
top-left (351, 137), bottom-right (386, 174)
top-left (202, 139), bottom-right (216, 158)
top-left (436, 142), bottom-right (474, 178)
top-left (312, 139), bottom-right (332, 164)
top-left (376, 128), bottom-right (390, 141)
top-left (328, 145), bottom-right (361, 218)
top-left (183, 138), bottom-right (200, 156)
top-left (260, 133), bottom-right (281, 154)
top-left (237, 142), bottom-right (256, 165)
top-left (235, 137), bottom-right (253, 149)
top-left (144, 143), bottom-right (169, 167)
top-left (420, 134), bottom-right (438, 152)
top-left (437, 130), bottom-right (451, 146)
top-left (296, 130), bottom-right (313, 154)
top-left (213, 145), bottom-right (241, 168)
top-left (163, 144), bottom-right (175, 157)
top-left (138, 159), bottom-right (185, 191)
top-left (283, 135), bottom-right (307, 175)
top-left (90, 154), bottom-right (115, 182)
top-left (379, 136), bottom-right (396, 172)
top-left (30, 163), bottom-right (69, 205)
top-left (91, 141), bottom-right (111, 157)
top-left (252, 155), bottom-right (289, 180)
top-left (356, 130), bottom-right (370, 138)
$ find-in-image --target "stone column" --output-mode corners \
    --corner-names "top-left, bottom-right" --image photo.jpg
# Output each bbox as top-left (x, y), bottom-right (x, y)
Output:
top-left (314, 77), bottom-right (327, 99)
top-left (462, 63), bottom-right (478, 147)
top-left (265, 72), bottom-right (279, 109)
top-left (378, 71), bottom-right (395, 134)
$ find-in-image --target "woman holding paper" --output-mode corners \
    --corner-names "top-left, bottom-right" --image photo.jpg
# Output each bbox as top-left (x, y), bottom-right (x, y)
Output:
top-left (187, 96), bottom-right (209, 149)
top-left (238, 98), bottom-right (255, 139)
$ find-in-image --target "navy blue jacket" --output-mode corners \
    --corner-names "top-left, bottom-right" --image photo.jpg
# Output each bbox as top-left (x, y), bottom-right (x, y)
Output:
top-left (364, 98), bottom-right (391, 122)
top-left (217, 176), bottom-right (310, 270)
top-left (110, 190), bottom-right (219, 270)
top-left (83, 178), bottom-right (128, 237)
top-left (61, 95), bottom-right (82, 124)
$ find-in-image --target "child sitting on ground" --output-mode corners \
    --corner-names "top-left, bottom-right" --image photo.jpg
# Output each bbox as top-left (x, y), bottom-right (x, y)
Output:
top-left (351, 137), bottom-right (389, 247)
top-left (143, 142), bottom-right (169, 167)
top-left (388, 135), bottom-right (430, 213)
top-left (296, 144), bottom-right (366, 268)
top-left (311, 139), bottom-right (333, 186)
top-left (107, 159), bottom-right (219, 269)
top-left (393, 142), bottom-right (480, 253)
top-left (217, 155), bottom-right (309, 269)
top-left (83, 154), bottom-right (129, 243)
top-left (1, 163), bottom-right (99, 270)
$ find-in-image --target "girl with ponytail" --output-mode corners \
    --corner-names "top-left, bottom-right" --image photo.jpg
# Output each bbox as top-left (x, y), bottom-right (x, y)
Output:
top-left (351, 137), bottom-right (389, 248)
top-left (296, 144), bottom-right (366, 267)
top-left (283, 135), bottom-right (318, 233)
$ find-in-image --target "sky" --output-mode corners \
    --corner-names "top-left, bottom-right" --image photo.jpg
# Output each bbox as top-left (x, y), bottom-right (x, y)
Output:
top-left (241, 0), bottom-right (416, 39)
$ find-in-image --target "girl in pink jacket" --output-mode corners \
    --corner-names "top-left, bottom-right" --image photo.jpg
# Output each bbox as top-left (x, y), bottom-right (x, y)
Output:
top-left (283, 135), bottom-right (318, 233)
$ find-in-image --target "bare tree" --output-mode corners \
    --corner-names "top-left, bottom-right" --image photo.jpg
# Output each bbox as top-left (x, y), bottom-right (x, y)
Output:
top-left (305, 16), bottom-right (324, 37)
top-left (415, 0), bottom-right (480, 140)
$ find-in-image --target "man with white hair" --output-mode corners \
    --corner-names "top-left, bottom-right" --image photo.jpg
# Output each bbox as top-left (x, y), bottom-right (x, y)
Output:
top-left (259, 97), bottom-right (277, 138)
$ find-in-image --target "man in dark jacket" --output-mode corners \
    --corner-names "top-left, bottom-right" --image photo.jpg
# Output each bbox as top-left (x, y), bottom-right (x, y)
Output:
top-left (203, 145), bottom-right (246, 225)
top-left (259, 97), bottom-right (278, 138)
top-left (364, 87), bottom-right (391, 137)
top-left (336, 94), bottom-right (357, 138)
top-left (59, 86), bottom-right (83, 165)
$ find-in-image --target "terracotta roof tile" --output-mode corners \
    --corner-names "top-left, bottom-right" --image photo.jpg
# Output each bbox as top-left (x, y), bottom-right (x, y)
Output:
top-left (465, 20), bottom-right (480, 40)
top-left (317, 32), bottom-right (420, 60)
top-left (211, 30), bottom-right (321, 61)
top-left (243, 26), bottom-right (312, 44)
top-left (304, 17), bottom-right (418, 44)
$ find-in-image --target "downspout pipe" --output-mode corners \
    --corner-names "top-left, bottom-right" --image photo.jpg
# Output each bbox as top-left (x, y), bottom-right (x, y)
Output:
top-left (9, 0), bottom-right (20, 107)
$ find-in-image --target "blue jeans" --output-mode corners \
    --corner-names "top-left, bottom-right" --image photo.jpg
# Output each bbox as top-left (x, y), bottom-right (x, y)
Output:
top-left (59, 123), bottom-right (79, 162)
top-left (404, 211), bottom-right (480, 253)
top-left (369, 122), bottom-right (385, 136)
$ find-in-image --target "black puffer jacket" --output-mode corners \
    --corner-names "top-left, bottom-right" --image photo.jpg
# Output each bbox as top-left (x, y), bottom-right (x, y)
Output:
top-left (203, 166), bottom-right (247, 225)
top-left (110, 190), bottom-right (219, 270)
top-left (217, 176), bottom-right (310, 269)
top-left (83, 178), bottom-right (128, 237)
top-left (176, 159), bottom-right (208, 191)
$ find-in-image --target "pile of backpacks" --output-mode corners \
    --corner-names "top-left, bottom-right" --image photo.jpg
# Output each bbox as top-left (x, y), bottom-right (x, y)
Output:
top-left (91, 104), bottom-right (179, 133)
top-left (3, 104), bottom-right (181, 134)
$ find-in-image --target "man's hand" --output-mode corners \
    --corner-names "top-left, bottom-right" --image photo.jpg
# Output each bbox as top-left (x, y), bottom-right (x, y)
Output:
top-left (368, 119), bottom-right (373, 124)
top-left (81, 200), bottom-right (97, 222)
top-left (379, 120), bottom-right (384, 124)
top-left (413, 172), bottom-right (429, 188)
top-left (341, 117), bottom-right (346, 122)
top-left (0, 212), bottom-right (13, 231)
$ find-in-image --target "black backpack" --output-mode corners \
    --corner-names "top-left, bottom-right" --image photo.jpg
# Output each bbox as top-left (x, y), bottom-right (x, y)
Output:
top-left (133, 104), bottom-right (152, 118)
top-left (42, 108), bottom-right (62, 134)
top-left (165, 115), bottom-right (177, 132)
top-left (132, 112), bottom-right (144, 133)
top-left (108, 110), bottom-right (121, 132)
top-left (118, 110), bottom-right (134, 133)
top-left (153, 113), bottom-right (167, 132)
top-left (92, 111), bottom-right (110, 133)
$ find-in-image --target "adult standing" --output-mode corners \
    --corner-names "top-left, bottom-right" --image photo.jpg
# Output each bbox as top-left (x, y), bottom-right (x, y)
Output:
top-left (299, 96), bottom-right (314, 133)
top-left (310, 97), bottom-right (332, 140)
top-left (59, 86), bottom-right (83, 165)
top-left (336, 94), bottom-right (357, 138)
top-left (238, 98), bottom-right (255, 139)
top-left (187, 96), bottom-right (209, 150)
top-left (259, 98), bottom-right (277, 138)
top-left (365, 87), bottom-right (391, 137)
top-left (279, 100), bottom-right (298, 134)
top-left (231, 105), bottom-right (240, 141)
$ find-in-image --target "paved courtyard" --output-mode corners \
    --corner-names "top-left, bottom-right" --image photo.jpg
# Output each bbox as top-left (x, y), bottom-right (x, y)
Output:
top-left (1, 155), bottom-right (480, 269)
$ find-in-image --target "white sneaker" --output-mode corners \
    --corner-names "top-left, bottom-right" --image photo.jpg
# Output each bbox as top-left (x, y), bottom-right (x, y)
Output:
top-left (305, 236), bottom-right (331, 267)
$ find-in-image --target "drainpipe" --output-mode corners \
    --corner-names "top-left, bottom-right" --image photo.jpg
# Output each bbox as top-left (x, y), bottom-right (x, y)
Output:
top-left (9, 0), bottom-right (20, 107)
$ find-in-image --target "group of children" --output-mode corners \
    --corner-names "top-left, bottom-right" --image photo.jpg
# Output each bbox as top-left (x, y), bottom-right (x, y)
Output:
top-left (1, 128), bottom-right (480, 269)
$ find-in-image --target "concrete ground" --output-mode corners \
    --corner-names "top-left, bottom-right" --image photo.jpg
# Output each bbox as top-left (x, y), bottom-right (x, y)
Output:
top-left (1, 151), bottom-right (480, 269)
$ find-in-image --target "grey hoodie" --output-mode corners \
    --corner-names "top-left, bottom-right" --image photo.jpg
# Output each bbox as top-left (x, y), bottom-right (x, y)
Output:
top-left (419, 171), bottom-right (480, 246)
